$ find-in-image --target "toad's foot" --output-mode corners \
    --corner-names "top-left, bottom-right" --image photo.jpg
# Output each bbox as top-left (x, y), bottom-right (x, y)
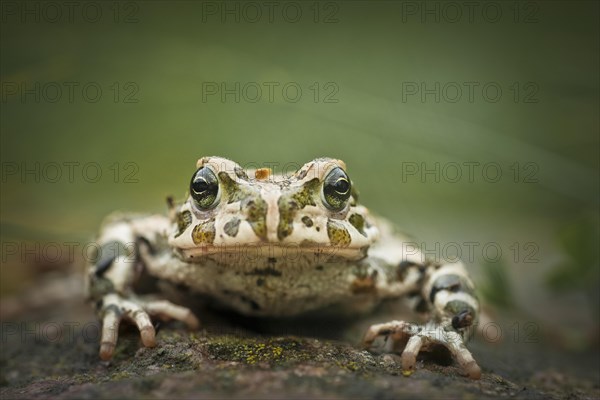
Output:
top-left (98, 293), bottom-right (200, 360)
top-left (363, 320), bottom-right (481, 379)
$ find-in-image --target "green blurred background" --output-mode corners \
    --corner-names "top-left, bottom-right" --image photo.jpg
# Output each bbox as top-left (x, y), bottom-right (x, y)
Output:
top-left (1, 1), bottom-right (598, 349)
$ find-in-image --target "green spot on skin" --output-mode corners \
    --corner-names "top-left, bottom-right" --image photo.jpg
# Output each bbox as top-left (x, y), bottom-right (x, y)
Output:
top-left (175, 210), bottom-right (192, 238)
top-left (218, 172), bottom-right (248, 204)
top-left (277, 199), bottom-right (298, 240)
top-left (217, 172), bottom-right (267, 240)
top-left (192, 220), bottom-right (216, 244)
top-left (327, 219), bottom-right (351, 246)
top-left (224, 217), bottom-right (241, 237)
top-left (301, 216), bottom-right (313, 227)
top-left (348, 213), bottom-right (366, 237)
top-left (292, 178), bottom-right (320, 208)
top-left (243, 198), bottom-right (267, 240)
top-left (277, 178), bottom-right (320, 240)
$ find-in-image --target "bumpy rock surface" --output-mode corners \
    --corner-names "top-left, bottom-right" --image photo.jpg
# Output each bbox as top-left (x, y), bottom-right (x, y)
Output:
top-left (1, 294), bottom-right (598, 399)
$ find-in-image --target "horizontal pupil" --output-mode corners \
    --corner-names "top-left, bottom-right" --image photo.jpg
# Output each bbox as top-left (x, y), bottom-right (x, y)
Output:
top-left (193, 181), bottom-right (208, 193)
top-left (335, 180), bottom-right (349, 192)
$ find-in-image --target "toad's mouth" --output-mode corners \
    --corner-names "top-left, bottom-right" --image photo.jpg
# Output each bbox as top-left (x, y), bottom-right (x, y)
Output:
top-left (176, 242), bottom-right (368, 263)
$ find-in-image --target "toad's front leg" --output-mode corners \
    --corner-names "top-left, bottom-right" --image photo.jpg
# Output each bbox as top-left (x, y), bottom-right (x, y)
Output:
top-left (363, 319), bottom-right (481, 379)
top-left (363, 261), bottom-right (481, 379)
top-left (87, 214), bottom-right (200, 360)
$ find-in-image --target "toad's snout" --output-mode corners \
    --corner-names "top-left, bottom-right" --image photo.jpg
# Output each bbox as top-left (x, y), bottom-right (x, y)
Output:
top-left (260, 188), bottom-right (283, 243)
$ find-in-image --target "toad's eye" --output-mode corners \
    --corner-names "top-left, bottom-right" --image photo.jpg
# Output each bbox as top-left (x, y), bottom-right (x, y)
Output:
top-left (190, 167), bottom-right (219, 210)
top-left (322, 167), bottom-right (351, 211)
